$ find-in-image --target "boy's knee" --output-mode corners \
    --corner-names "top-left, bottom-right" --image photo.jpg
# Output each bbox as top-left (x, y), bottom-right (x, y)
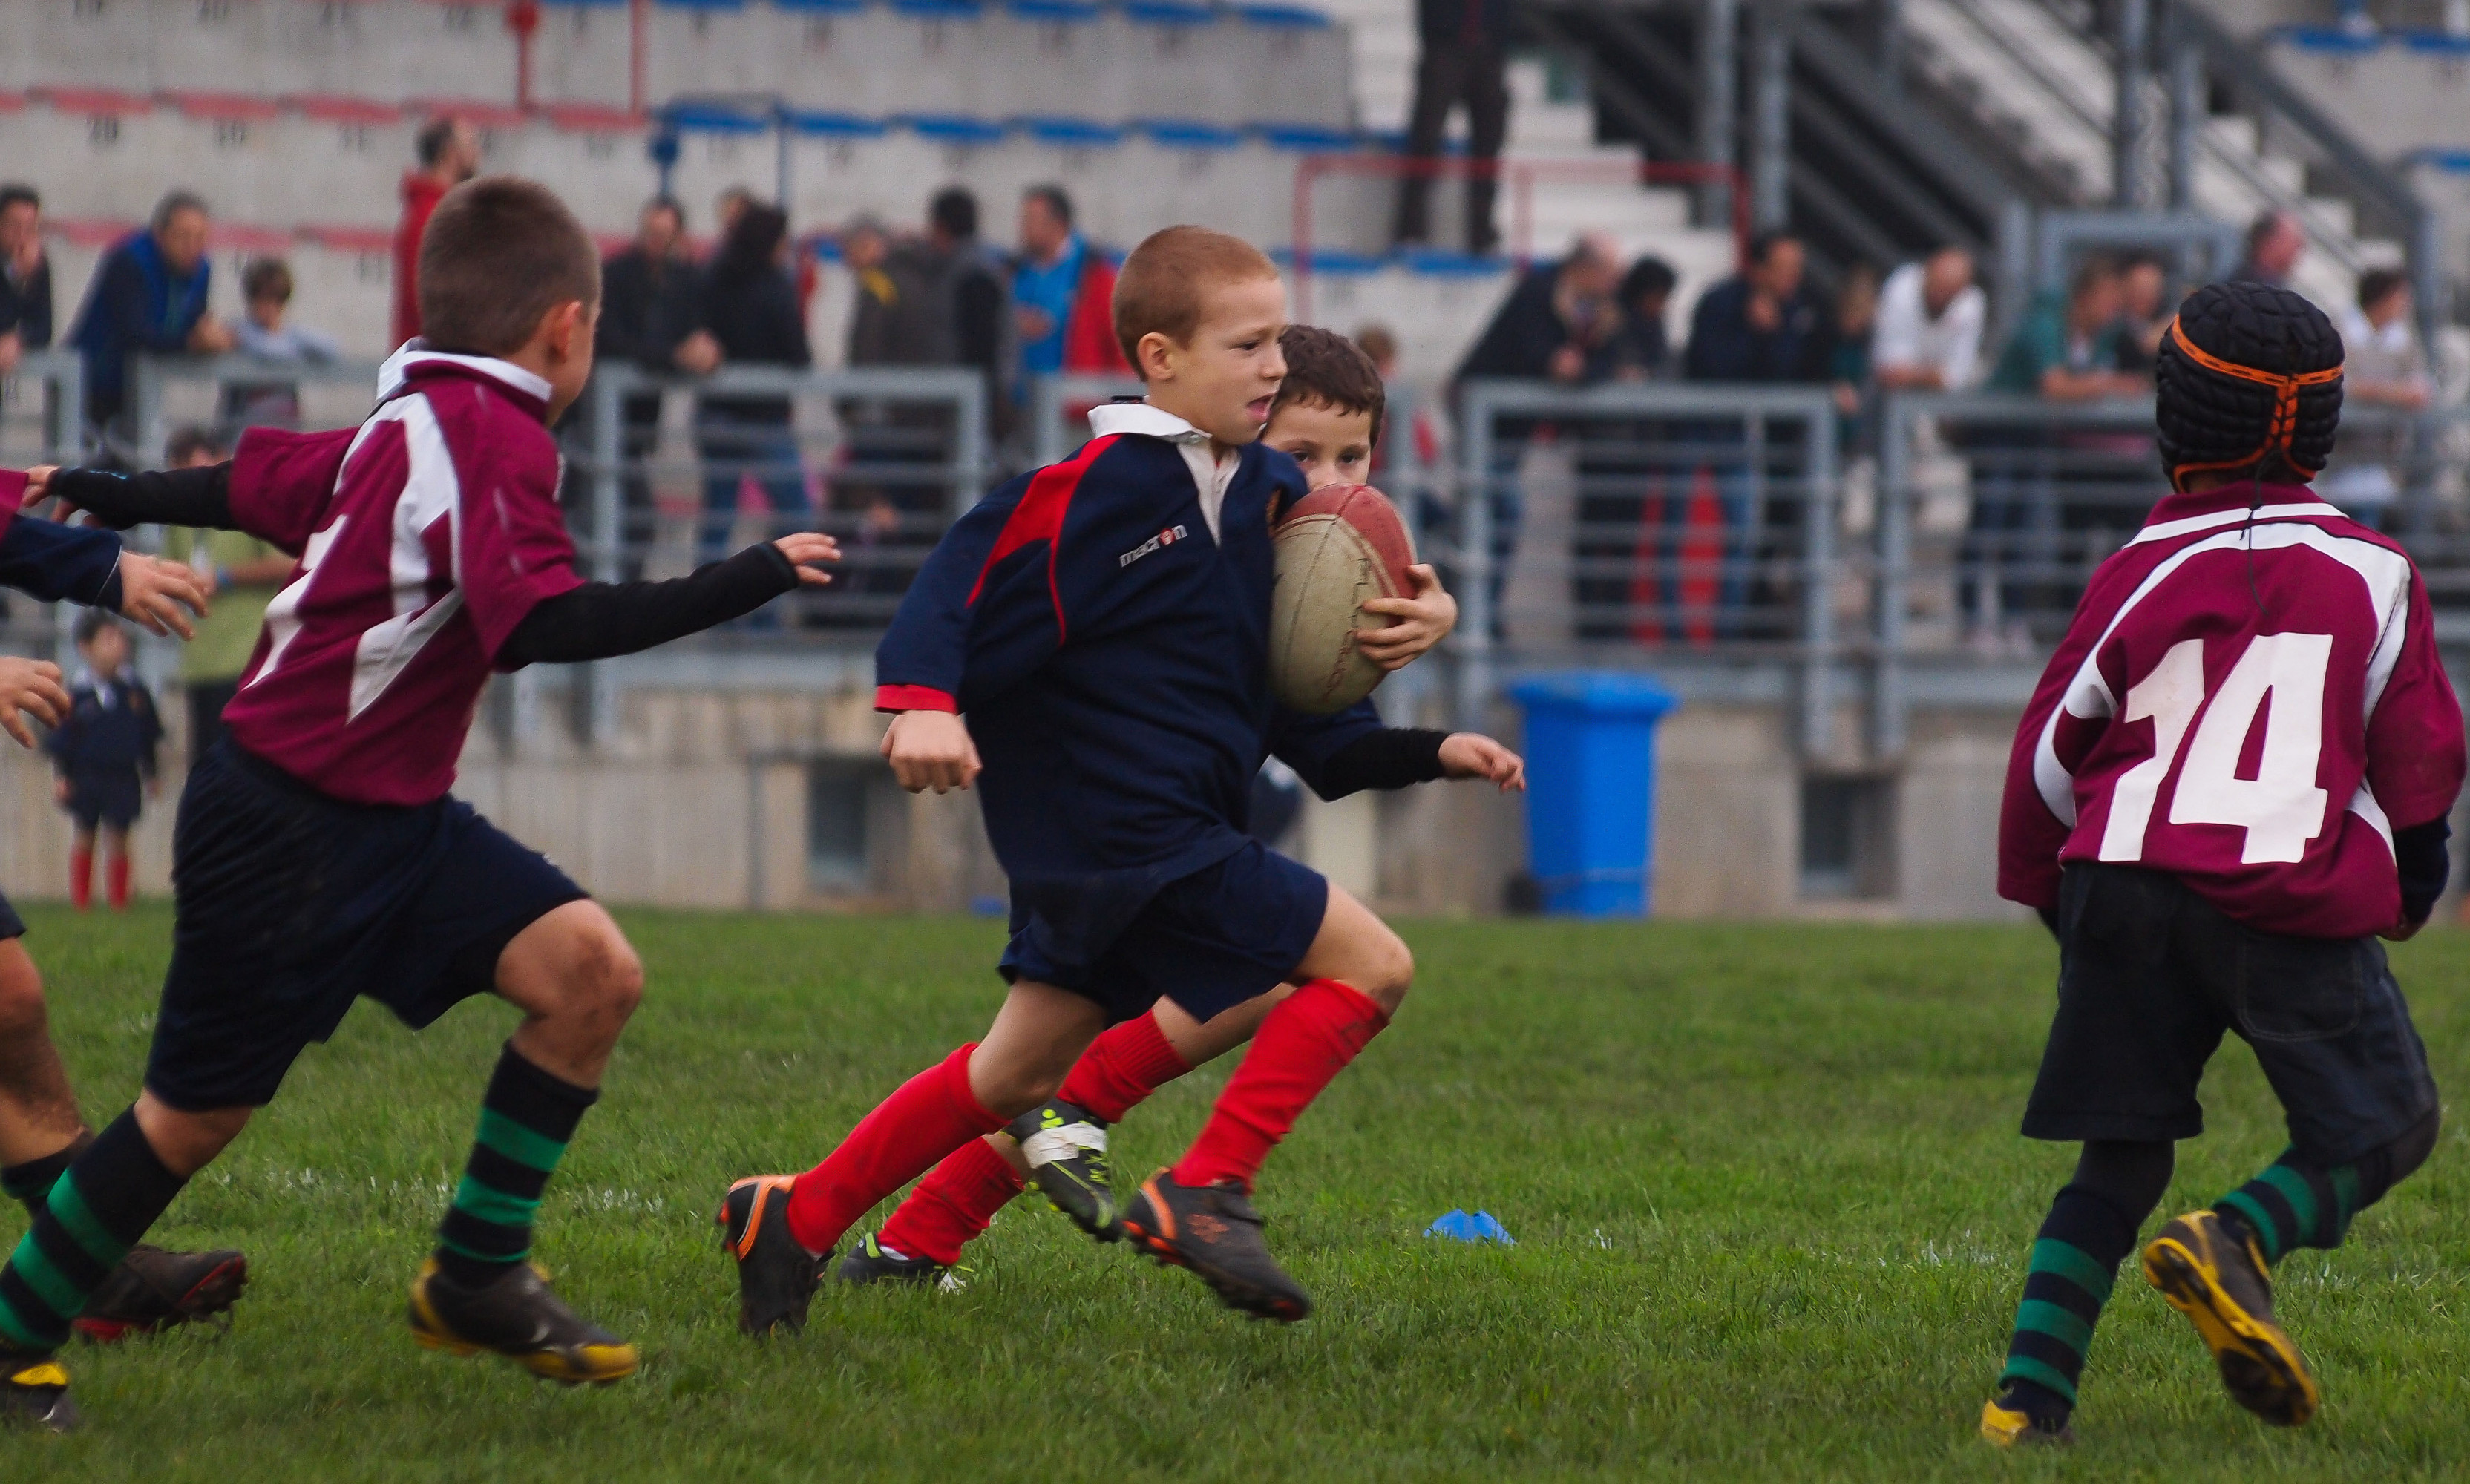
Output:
top-left (0, 949), bottom-right (47, 1040)
top-left (973, 1065), bottom-right (1062, 1120)
top-left (573, 933), bottom-right (645, 1021)
top-left (1356, 933), bottom-right (1414, 1016)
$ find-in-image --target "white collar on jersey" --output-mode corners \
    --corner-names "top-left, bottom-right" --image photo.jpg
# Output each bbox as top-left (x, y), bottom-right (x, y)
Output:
top-left (375, 340), bottom-right (554, 405)
top-left (1086, 399), bottom-right (1211, 444)
top-left (2127, 499), bottom-right (2346, 545)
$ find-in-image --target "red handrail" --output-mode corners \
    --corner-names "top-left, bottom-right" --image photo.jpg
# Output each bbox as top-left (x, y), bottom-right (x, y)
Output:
top-left (1290, 153), bottom-right (1752, 321)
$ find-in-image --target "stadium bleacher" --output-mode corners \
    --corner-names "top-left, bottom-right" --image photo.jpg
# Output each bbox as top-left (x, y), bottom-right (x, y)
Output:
top-left (0, 0), bottom-right (1734, 379)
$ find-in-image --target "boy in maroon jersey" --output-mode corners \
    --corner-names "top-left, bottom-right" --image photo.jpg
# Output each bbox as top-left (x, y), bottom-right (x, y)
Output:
top-left (0, 177), bottom-right (837, 1429)
top-left (1980, 281), bottom-right (2463, 1445)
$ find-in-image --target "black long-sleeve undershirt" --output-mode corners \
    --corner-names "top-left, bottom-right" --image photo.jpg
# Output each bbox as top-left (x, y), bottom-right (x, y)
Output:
top-left (1314, 726), bottom-right (1449, 798)
top-left (50, 462), bottom-right (233, 531)
top-left (2396, 817), bottom-right (2451, 925)
top-left (497, 543), bottom-right (801, 666)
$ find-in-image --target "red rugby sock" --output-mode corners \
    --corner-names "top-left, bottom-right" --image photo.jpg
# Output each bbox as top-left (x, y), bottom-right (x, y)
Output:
top-left (877, 1136), bottom-right (1023, 1266)
top-left (1171, 979), bottom-right (1388, 1192)
top-left (785, 1043), bottom-right (1006, 1255)
top-left (1057, 1012), bottom-right (1193, 1123)
top-left (68, 848), bottom-right (91, 911)
top-left (106, 855), bottom-right (131, 910)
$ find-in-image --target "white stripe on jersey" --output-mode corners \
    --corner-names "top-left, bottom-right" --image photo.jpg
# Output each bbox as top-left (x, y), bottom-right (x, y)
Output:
top-left (350, 394), bottom-right (465, 720)
top-left (2031, 519), bottom-right (2414, 831)
top-left (2126, 500), bottom-right (2345, 545)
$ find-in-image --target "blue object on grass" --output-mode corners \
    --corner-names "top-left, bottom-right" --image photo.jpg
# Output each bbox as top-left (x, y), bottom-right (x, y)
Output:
top-left (1508, 672), bottom-right (1679, 918)
top-left (1426, 1209), bottom-right (1515, 1244)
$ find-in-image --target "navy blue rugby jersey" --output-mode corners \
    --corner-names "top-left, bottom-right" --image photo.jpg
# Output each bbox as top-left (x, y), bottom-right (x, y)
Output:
top-left (874, 411), bottom-right (1383, 958)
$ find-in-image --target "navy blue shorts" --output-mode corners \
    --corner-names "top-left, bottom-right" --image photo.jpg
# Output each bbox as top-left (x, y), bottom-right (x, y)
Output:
top-left (67, 776), bottom-right (140, 832)
top-left (1001, 840), bottom-right (1329, 1025)
top-left (145, 741), bottom-right (589, 1112)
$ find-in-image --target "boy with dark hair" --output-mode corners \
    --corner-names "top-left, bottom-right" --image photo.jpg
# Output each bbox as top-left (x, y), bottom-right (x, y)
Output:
top-left (725, 232), bottom-right (1513, 1330)
top-left (836, 322), bottom-right (1483, 1287)
top-left (47, 611), bottom-right (161, 913)
top-left (4, 176), bottom-right (840, 1430)
top-left (1979, 280), bottom-right (2462, 1445)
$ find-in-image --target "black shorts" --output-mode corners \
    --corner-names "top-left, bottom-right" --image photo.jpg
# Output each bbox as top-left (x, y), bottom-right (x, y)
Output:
top-left (2025, 863), bottom-right (2438, 1164)
top-left (145, 741), bottom-right (590, 1111)
top-left (1000, 840), bottom-right (1329, 1026)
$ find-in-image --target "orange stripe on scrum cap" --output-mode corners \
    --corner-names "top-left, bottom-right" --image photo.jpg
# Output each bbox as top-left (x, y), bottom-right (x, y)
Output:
top-left (2163, 316), bottom-right (2345, 490)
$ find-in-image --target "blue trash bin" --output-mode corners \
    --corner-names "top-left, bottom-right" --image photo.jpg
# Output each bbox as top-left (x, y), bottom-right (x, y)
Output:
top-left (1508, 672), bottom-right (1679, 917)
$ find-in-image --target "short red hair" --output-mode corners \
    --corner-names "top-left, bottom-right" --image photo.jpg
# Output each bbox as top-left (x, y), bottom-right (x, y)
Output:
top-left (1112, 225), bottom-right (1279, 372)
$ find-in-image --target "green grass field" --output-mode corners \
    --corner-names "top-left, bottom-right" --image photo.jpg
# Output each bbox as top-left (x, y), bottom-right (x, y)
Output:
top-left (3, 906), bottom-right (2467, 1480)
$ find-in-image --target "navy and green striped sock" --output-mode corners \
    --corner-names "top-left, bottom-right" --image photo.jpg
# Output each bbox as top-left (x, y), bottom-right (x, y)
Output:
top-left (433, 1043), bottom-right (597, 1290)
top-left (0, 1131), bottom-right (91, 1225)
top-left (1997, 1185), bottom-right (2140, 1418)
top-left (0, 1111), bottom-right (183, 1355)
top-left (2216, 1151), bottom-right (2364, 1263)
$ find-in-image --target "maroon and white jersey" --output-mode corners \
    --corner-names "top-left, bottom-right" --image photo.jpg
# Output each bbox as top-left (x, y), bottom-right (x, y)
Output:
top-left (2000, 482), bottom-right (2465, 939)
top-left (217, 347), bottom-right (584, 805)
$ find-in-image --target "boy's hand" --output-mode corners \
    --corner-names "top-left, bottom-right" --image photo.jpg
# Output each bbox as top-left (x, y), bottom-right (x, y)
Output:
top-left (118, 554), bottom-right (211, 640)
top-left (0, 657), bottom-right (70, 749)
top-left (1356, 565), bottom-right (1457, 672)
top-left (882, 709), bottom-right (980, 794)
top-left (20, 464), bottom-right (59, 510)
top-left (1438, 732), bottom-right (1525, 792)
top-left (773, 531), bottom-right (842, 587)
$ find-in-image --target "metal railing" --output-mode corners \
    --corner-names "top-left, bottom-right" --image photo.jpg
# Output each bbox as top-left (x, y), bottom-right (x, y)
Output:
top-left (1448, 380), bottom-right (1844, 748)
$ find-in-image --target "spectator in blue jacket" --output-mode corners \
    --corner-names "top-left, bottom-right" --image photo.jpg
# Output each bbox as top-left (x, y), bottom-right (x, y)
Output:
top-left (1683, 232), bottom-right (1829, 385)
top-left (45, 612), bottom-right (161, 913)
top-left (68, 191), bottom-right (235, 439)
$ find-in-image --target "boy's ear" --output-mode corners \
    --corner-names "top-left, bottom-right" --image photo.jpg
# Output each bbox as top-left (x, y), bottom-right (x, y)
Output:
top-left (540, 300), bottom-right (592, 361)
top-left (1136, 330), bottom-right (1178, 384)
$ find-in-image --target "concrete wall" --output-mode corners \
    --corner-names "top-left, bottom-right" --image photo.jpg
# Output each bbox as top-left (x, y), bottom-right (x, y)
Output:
top-left (0, 666), bottom-right (2038, 922)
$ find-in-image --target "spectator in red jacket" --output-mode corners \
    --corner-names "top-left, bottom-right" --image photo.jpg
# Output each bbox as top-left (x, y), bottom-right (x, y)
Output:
top-left (390, 116), bottom-right (481, 347)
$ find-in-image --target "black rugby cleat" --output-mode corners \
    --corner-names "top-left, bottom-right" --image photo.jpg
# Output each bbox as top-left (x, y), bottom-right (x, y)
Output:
top-left (1121, 1169), bottom-right (1311, 1322)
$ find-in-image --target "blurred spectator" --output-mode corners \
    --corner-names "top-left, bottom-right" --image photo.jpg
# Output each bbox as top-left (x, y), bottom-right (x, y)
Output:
top-left (1608, 255), bottom-right (1677, 381)
top-left (715, 186), bottom-right (752, 239)
top-left (159, 427), bottom-right (288, 763)
top-left (1455, 233), bottom-right (1623, 385)
top-left (392, 116), bottom-right (480, 348)
top-left (2113, 252), bottom-right (2171, 373)
top-left (221, 257), bottom-right (341, 430)
top-left (692, 201), bottom-right (812, 571)
top-left (2231, 210), bottom-right (2304, 289)
top-left (1684, 232), bottom-right (1827, 384)
top-left (1972, 257), bottom-right (2145, 649)
top-left (1872, 246), bottom-right (1984, 392)
top-left (1012, 185), bottom-right (1128, 384)
top-left (2324, 267), bottom-right (2433, 526)
top-left (1392, 0), bottom-right (1511, 255)
top-left (0, 184), bottom-right (51, 378)
top-left (1985, 257), bottom-right (2143, 401)
top-left (930, 188), bottom-right (1014, 440)
top-left (1829, 263), bottom-right (1880, 416)
top-left (597, 197), bottom-right (703, 574)
top-left (69, 191), bottom-right (234, 439)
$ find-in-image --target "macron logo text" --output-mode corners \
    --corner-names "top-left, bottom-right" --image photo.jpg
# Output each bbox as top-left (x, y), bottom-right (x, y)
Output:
top-left (1119, 525), bottom-right (1189, 568)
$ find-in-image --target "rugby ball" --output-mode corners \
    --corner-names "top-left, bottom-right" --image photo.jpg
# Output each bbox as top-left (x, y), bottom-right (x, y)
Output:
top-left (1268, 484), bottom-right (1418, 714)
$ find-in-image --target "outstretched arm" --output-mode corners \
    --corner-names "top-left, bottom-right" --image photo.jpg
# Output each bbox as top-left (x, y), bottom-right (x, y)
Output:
top-left (496, 534), bottom-right (837, 668)
top-left (24, 462), bottom-right (233, 531)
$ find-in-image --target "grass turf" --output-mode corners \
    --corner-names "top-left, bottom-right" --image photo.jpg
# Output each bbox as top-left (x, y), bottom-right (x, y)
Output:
top-left (3, 906), bottom-right (2468, 1480)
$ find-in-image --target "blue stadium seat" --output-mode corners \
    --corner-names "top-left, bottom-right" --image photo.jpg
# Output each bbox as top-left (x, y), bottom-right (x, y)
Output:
top-left (790, 110), bottom-right (891, 138)
top-left (1124, 0), bottom-right (1216, 24)
top-left (1018, 116), bottom-right (1126, 146)
top-left (898, 113), bottom-right (1011, 145)
top-left (1254, 122), bottom-right (1357, 151)
top-left (1137, 118), bottom-right (1247, 148)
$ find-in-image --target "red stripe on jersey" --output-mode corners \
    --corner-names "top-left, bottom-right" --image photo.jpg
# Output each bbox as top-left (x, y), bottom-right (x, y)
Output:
top-left (965, 435), bottom-right (1118, 640)
top-left (875, 684), bottom-right (957, 713)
